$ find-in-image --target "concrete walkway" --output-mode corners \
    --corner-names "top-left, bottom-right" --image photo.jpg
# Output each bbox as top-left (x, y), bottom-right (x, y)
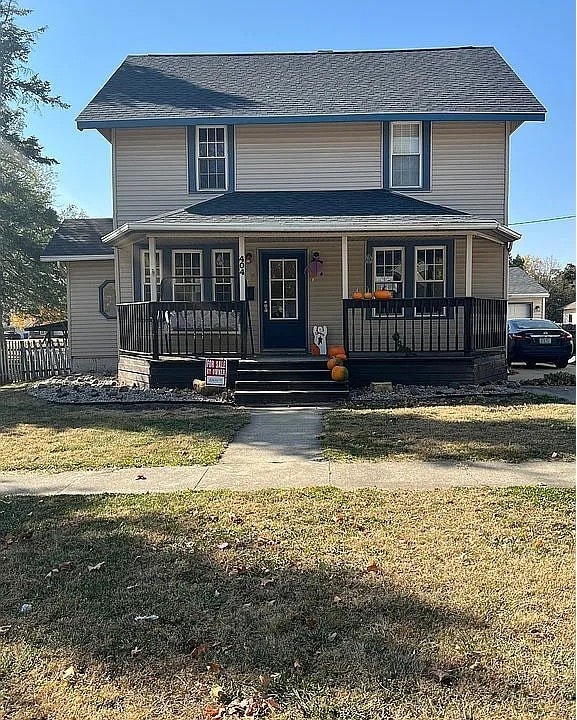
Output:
top-left (0, 405), bottom-right (573, 495)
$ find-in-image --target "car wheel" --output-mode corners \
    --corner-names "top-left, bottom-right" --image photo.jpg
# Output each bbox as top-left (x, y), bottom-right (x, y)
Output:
top-left (525, 362), bottom-right (536, 368)
top-left (555, 361), bottom-right (568, 369)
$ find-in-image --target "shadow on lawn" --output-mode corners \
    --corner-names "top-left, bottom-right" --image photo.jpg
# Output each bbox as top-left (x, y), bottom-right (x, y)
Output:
top-left (323, 411), bottom-right (574, 462)
top-left (0, 494), bottom-right (507, 715)
top-left (0, 386), bottom-right (242, 437)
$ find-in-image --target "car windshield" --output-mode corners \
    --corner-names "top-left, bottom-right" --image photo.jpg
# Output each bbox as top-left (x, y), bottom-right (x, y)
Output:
top-left (509, 319), bottom-right (560, 330)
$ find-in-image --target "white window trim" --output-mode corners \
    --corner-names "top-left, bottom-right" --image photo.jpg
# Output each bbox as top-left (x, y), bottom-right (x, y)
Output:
top-left (414, 245), bottom-right (447, 299)
top-left (172, 249), bottom-right (204, 302)
top-left (140, 249), bottom-right (162, 301)
top-left (196, 126), bottom-right (228, 192)
top-left (211, 249), bottom-right (235, 302)
top-left (372, 246), bottom-right (405, 317)
top-left (390, 121), bottom-right (423, 189)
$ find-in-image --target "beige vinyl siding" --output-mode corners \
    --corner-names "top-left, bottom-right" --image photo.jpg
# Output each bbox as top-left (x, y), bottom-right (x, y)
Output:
top-left (117, 245), bottom-right (134, 302)
top-left (245, 237), bottom-right (343, 351)
top-left (403, 122), bottom-right (507, 221)
top-left (472, 238), bottom-right (506, 298)
top-left (113, 127), bottom-right (220, 225)
top-left (67, 260), bottom-right (118, 371)
top-left (235, 123), bottom-right (382, 191)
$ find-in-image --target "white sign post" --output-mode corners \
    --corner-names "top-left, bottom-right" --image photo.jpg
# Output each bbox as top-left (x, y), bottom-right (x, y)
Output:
top-left (205, 358), bottom-right (228, 387)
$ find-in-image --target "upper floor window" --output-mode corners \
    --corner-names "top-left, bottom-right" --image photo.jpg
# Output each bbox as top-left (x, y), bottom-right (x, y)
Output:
top-left (390, 122), bottom-right (422, 189)
top-left (196, 127), bottom-right (227, 191)
top-left (173, 250), bottom-right (203, 301)
top-left (141, 250), bottom-right (162, 301)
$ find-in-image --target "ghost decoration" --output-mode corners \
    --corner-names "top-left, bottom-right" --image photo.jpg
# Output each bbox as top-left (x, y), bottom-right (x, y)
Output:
top-left (305, 251), bottom-right (324, 281)
top-left (312, 325), bottom-right (328, 356)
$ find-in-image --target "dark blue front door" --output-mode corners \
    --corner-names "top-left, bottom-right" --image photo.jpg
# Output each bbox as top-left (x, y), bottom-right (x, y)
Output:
top-left (260, 250), bottom-right (307, 351)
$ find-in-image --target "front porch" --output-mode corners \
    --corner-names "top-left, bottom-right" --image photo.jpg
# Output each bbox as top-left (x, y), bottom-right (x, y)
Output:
top-left (117, 296), bottom-right (508, 393)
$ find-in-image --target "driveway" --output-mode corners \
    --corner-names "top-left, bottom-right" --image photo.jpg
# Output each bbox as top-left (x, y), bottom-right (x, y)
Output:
top-left (509, 360), bottom-right (575, 403)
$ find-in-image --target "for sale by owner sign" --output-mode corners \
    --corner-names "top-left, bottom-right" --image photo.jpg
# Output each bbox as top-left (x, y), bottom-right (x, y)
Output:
top-left (205, 358), bottom-right (227, 386)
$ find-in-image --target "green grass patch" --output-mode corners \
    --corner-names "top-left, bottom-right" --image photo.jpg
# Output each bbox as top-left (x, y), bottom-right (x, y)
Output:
top-left (0, 386), bottom-right (249, 471)
top-left (0, 488), bottom-right (574, 719)
top-left (322, 399), bottom-right (575, 463)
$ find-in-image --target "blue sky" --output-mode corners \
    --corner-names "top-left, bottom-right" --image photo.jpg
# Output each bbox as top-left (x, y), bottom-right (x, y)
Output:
top-left (24, 0), bottom-right (575, 264)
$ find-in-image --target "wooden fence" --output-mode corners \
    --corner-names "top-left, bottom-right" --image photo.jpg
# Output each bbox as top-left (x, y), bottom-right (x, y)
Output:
top-left (0, 339), bottom-right (70, 384)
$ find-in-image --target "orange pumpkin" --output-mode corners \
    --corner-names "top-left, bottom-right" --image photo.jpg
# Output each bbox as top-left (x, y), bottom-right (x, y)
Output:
top-left (363, 291), bottom-right (373, 300)
top-left (328, 344), bottom-right (346, 358)
top-left (352, 290), bottom-right (363, 300)
top-left (327, 357), bottom-right (344, 370)
top-left (334, 353), bottom-right (347, 361)
top-left (331, 365), bottom-right (349, 383)
top-left (374, 289), bottom-right (393, 300)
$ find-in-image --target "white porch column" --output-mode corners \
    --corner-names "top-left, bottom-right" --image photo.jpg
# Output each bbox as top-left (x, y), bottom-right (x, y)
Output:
top-left (238, 235), bottom-right (246, 301)
top-left (341, 235), bottom-right (349, 299)
top-left (465, 232), bottom-right (473, 296)
top-left (147, 235), bottom-right (157, 301)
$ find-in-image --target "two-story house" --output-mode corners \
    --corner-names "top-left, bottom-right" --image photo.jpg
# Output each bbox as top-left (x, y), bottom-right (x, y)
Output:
top-left (42, 46), bottom-right (545, 402)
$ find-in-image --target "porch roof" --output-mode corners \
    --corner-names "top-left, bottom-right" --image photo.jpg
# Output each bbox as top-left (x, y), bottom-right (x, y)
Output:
top-left (103, 190), bottom-right (520, 244)
top-left (41, 218), bottom-right (113, 261)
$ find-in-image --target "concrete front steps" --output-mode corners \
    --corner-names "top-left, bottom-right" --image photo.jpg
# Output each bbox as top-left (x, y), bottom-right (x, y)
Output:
top-left (234, 357), bottom-right (349, 405)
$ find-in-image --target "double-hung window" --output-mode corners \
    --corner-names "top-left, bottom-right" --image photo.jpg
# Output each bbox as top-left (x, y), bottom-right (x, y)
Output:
top-left (212, 250), bottom-right (234, 302)
top-left (173, 250), bottom-right (203, 302)
top-left (196, 127), bottom-right (227, 191)
top-left (373, 247), bottom-right (405, 298)
top-left (415, 247), bottom-right (446, 298)
top-left (390, 122), bottom-right (422, 189)
top-left (141, 250), bottom-right (162, 301)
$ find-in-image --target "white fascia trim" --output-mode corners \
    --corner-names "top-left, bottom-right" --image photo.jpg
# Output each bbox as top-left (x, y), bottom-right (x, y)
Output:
top-left (40, 255), bottom-right (114, 262)
top-left (103, 220), bottom-right (519, 243)
top-left (509, 292), bottom-right (550, 299)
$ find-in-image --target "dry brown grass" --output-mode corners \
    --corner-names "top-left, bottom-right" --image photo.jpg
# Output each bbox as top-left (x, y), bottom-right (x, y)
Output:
top-left (0, 386), bottom-right (248, 470)
top-left (322, 398), bottom-right (575, 463)
top-left (0, 487), bottom-right (574, 719)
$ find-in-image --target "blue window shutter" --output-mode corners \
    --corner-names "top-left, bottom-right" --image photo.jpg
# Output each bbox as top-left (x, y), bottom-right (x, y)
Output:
top-left (227, 125), bottom-right (235, 192)
top-left (382, 122), bottom-right (390, 190)
top-left (187, 126), bottom-right (196, 193)
top-left (422, 121), bottom-right (431, 191)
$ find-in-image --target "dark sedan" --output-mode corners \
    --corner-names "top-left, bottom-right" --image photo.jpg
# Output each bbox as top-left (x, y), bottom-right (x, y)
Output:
top-left (507, 319), bottom-right (574, 368)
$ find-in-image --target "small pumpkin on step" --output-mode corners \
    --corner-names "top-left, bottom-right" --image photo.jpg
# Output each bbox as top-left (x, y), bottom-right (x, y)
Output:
top-left (331, 365), bottom-right (349, 383)
top-left (327, 357), bottom-right (344, 370)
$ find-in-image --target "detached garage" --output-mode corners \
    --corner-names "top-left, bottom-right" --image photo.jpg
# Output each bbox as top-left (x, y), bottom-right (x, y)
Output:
top-left (508, 266), bottom-right (549, 319)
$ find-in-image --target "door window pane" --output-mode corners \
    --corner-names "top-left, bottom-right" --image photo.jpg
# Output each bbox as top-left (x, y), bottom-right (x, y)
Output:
top-left (212, 250), bottom-right (234, 302)
top-left (268, 259), bottom-right (299, 320)
top-left (142, 251), bottom-right (162, 301)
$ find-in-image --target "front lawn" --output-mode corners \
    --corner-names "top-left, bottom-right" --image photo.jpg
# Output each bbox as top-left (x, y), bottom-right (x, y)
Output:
top-left (0, 488), bottom-right (574, 719)
top-left (0, 386), bottom-right (249, 471)
top-left (322, 397), bottom-right (575, 463)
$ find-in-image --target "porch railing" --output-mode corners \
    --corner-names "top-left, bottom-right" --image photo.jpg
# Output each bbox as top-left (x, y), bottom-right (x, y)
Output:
top-left (343, 297), bottom-right (507, 355)
top-left (118, 301), bottom-right (249, 359)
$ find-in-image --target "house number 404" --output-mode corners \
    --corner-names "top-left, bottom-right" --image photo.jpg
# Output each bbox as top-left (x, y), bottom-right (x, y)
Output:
top-left (238, 255), bottom-right (245, 276)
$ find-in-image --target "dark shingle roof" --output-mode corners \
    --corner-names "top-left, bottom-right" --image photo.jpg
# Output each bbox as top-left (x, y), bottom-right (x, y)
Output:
top-left (508, 266), bottom-right (549, 296)
top-left (42, 219), bottom-right (113, 259)
top-left (77, 47), bottom-right (545, 127)
top-left (135, 190), bottom-right (470, 230)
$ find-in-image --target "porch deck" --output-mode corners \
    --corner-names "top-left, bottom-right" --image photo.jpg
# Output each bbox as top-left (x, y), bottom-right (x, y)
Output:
top-left (117, 297), bottom-right (508, 391)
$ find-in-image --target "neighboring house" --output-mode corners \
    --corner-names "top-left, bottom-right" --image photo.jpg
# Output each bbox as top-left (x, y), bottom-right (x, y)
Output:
top-left (507, 266), bottom-right (549, 319)
top-left (562, 301), bottom-right (576, 325)
top-left (41, 46), bottom-right (545, 397)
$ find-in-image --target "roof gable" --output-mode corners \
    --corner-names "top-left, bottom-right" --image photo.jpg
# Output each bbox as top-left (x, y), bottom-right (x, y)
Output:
top-left (508, 266), bottom-right (550, 296)
top-left (77, 46), bottom-right (546, 129)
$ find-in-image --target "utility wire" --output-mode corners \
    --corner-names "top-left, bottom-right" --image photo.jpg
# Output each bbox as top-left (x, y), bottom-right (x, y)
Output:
top-left (510, 215), bottom-right (576, 226)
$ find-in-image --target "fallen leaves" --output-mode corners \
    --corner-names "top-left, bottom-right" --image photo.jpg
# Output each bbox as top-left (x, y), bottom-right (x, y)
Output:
top-left (190, 643), bottom-right (211, 659)
top-left (88, 561), bottom-right (105, 572)
top-left (365, 560), bottom-right (381, 574)
top-left (62, 665), bottom-right (76, 681)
